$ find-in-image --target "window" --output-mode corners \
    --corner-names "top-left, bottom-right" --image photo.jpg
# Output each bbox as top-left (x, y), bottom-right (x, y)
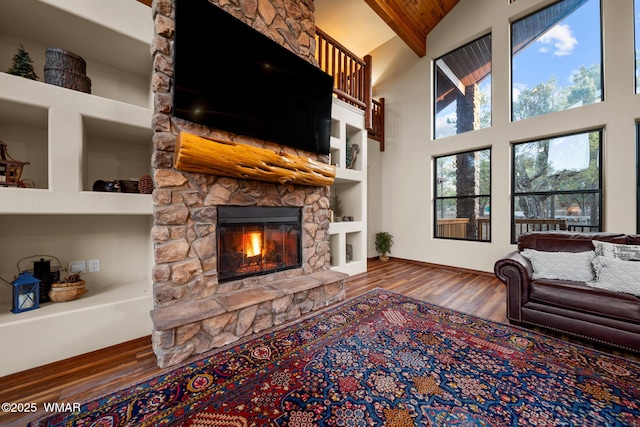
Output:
top-left (511, 0), bottom-right (602, 121)
top-left (434, 34), bottom-right (491, 139)
top-left (512, 130), bottom-right (602, 242)
top-left (434, 149), bottom-right (491, 241)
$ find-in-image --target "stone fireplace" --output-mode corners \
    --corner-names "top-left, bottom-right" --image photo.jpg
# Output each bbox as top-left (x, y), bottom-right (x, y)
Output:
top-left (149, 0), bottom-right (347, 368)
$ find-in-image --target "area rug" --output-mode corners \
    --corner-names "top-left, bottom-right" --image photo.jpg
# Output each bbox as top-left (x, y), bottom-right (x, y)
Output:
top-left (31, 289), bottom-right (640, 426)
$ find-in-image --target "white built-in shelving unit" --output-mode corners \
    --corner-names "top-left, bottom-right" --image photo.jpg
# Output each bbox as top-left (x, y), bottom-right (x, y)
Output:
top-left (329, 98), bottom-right (367, 276)
top-left (0, 0), bottom-right (154, 376)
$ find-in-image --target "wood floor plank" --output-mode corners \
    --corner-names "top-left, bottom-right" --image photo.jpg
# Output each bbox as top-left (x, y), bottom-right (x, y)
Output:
top-left (0, 258), bottom-right (636, 427)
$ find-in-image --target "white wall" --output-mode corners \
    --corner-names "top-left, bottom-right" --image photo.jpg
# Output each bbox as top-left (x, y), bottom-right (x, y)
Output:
top-left (368, 0), bottom-right (638, 272)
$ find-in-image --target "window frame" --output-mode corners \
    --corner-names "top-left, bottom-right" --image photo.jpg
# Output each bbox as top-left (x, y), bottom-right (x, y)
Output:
top-left (433, 148), bottom-right (492, 242)
top-left (433, 33), bottom-right (492, 140)
top-left (510, 0), bottom-right (604, 122)
top-left (511, 129), bottom-right (603, 243)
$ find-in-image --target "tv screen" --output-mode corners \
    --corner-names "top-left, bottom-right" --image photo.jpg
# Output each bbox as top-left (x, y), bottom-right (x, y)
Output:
top-left (173, 0), bottom-right (333, 155)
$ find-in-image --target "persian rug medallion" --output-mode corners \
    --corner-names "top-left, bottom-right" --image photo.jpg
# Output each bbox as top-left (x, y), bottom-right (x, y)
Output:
top-left (31, 289), bottom-right (640, 426)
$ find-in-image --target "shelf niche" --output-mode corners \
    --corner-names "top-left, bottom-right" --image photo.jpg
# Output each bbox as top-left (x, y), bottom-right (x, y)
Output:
top-left (0, 98), bottom-right (49, 189)
top-left (83, 116), bottom-right (153, 192)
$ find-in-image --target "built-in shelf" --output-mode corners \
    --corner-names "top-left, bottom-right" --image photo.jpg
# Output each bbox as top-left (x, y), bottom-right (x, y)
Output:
top-left (0, 0), bottom-right (154, 377)
top-left (0, 279), bottom-right (153, 375)
top-left (0, 73), bottom-right (153, 215)
top-left (329, 98), bottom-right (367, 276)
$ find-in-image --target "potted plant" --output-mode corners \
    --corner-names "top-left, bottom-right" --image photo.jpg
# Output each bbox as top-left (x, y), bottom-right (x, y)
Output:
top-left (375, 232), bottom-right (394, 261)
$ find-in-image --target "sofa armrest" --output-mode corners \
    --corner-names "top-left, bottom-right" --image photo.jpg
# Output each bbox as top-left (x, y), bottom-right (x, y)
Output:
top-left (494, 251), bottom-right (534, 322)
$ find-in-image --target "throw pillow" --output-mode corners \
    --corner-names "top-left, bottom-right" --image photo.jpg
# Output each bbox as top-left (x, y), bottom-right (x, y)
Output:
top-left (521, 249), bottom-right (596, 282)
top-left (592, 240), bottom-right (640, 261)
top-left (588, 256), bottom-right (640, 297)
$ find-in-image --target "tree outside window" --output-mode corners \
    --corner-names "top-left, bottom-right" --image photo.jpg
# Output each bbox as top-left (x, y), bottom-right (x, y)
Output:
top-left (434, 34), bottom-right (491, 139)
top-left (434, 149), bottom-right (491, 241)
top-left (512, 0), bottom-right (602, 121)
top-left (512, 130), bottom-right (601, 242)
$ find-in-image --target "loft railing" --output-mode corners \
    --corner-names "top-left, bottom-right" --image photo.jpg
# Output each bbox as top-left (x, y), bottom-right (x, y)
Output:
top-left (315, 27), bottom-right (384, 151)
top-left (315, 28), bottom-right (369, 110)
top-left (369, 98), bottom-right (385, 150)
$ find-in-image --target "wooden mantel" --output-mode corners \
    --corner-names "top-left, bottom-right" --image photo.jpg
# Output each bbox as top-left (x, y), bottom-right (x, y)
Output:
top-left (174, 132), bottom-right (336, 187)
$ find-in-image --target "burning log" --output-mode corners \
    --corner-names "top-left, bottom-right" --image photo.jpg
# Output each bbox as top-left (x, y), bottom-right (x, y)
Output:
top-left (245, 253), bottom-right (263, 266)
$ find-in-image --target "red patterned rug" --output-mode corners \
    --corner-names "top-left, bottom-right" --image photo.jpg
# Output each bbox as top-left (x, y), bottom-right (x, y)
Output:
top-left (31, 289), bottom-right (640, 426)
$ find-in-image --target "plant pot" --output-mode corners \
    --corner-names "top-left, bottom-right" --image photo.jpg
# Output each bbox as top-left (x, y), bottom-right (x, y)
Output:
top-left (49, 280), bottom-right (87, 302)
top-left (379, 254), bottom-right (389, 262)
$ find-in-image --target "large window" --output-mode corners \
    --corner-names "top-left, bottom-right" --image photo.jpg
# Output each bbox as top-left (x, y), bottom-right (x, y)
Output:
top-left (512, 130), bottom-right (602, 242)
top-left (434, 34), bottom-right (491, 139)
top-left (434, 149), bottom-right (491, 241)
top-left (511, 0), bottom-right (602, 121)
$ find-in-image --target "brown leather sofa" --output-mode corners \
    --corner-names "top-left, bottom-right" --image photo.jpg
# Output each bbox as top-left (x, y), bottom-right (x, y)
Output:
top-left (494, 231), bottom-right (640, 352)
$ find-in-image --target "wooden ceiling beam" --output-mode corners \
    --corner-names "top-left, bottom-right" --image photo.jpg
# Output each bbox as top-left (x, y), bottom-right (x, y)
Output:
top-left (363, 0), bottom-right (460, 58)
top-left (363, 0), bottom-right (427, 57)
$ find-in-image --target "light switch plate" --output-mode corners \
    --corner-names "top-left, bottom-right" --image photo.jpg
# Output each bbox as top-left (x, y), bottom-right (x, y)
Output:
top-left (69, 260), bottom-right (86, 273)
top-left (88, 259), bottom-right (100, 273)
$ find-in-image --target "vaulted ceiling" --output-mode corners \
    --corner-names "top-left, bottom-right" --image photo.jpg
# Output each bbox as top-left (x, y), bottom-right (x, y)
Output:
top-left (363, 0), bottom-right (460, 57)
top-left (136, 0), bottom-right (460, 57)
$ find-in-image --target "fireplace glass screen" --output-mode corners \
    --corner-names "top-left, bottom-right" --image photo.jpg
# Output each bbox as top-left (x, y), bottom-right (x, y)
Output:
top-left (218, 206), bottom-right (302, 281)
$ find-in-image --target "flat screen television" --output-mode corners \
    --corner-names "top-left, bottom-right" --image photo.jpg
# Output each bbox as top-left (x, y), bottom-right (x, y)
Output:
top-left (173, 0), bottom-right (333, 155)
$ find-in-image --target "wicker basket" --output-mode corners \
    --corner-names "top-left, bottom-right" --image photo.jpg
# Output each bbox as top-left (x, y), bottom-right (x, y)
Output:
top-left (49, 280), bottom-right (87, 302)
top-left (0, 141), bottom-right (29, 187)
top-left (119, 180), bottom-right (140, 193)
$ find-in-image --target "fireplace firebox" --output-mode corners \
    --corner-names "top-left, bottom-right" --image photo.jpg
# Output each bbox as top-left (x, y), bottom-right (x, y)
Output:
top-left (217, 206), bottom-right (302, 282)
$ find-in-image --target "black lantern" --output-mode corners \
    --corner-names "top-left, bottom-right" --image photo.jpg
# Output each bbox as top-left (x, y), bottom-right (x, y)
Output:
top-left (12, 272), bottom-right (40, 313)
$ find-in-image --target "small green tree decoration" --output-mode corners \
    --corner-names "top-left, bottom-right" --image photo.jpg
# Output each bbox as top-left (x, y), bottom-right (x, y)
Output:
top-left (7, 44), bottom-right (39, 80)
top-left (375, 232), bottom-right (394, 261)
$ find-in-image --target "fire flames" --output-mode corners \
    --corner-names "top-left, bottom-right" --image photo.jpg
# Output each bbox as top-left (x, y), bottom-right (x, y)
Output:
top-left (244, 232), bottom-right (262, 258)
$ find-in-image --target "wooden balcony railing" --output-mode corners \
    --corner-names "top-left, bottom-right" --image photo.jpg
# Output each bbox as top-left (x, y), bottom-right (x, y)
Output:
top-left (315, 27), bottom-right (384, 151)
top-left (515, 218), bottom-right (567, 234)
top-left (438, 217), bottom-right (569, 240)
top-left (436, 218), bottom-right (470, 239)
top-left (369, 98), bottom-right (385, 150)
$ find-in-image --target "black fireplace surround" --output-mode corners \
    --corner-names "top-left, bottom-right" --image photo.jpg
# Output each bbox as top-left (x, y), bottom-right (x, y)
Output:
top-left (217, 206), bottom-right (302, 281)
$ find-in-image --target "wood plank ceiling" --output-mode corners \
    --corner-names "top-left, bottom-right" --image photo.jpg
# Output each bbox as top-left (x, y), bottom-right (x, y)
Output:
top-left (136, 0), bottom-right (459, 57)
top-left (363, 0), bottom-right (460, 57)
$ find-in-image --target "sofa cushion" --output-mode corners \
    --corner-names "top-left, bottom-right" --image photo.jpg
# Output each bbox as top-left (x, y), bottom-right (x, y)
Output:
top-left (529, 279), bottom-right (640, 323)
top-left (592, 240), bottom-right (640, 261)
top-left (522, 249), bottom-right (596, 281)
top-left (588, 256), bottom-right (640, 297)
top-left (518, 232), bottom-right (628, 252)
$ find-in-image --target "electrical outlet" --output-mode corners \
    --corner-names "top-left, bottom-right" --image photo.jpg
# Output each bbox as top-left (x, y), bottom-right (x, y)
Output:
top-left (69, 260), bottom-right (85, 273)
top-left (88, 259), bottom-right (100, 273)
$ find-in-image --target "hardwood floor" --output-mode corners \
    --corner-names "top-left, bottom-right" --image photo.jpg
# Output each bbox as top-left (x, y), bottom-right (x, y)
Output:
top-left (346, 258), bottom-right (506, 323)
top-left (0, 258), bottom-right (632, 426)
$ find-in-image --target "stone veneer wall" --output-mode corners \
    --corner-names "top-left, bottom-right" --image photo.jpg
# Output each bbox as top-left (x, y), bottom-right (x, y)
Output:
top-left (149, 0), bottom-right (346, 368)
